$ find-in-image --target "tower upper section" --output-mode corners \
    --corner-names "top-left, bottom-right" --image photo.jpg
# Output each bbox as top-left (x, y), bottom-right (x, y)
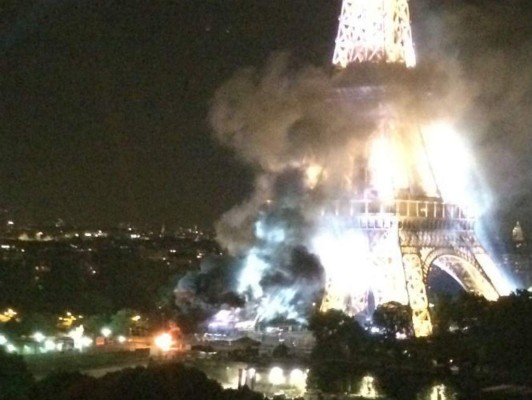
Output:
top-left (332, 0), bottom-right (416, 68)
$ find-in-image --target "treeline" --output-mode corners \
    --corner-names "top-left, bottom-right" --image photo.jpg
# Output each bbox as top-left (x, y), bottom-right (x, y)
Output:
top-left (308, 290), bottom-right (532, 397)
top-left (0, 352), bottom-right (262, 400)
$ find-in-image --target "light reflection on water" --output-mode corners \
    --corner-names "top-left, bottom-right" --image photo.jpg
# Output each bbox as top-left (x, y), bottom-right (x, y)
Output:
top-left (421, 383), bottom-right (457, 400)
top-left (209, 365), bottom-right (458, 399)
top-left (348, 375), bottom-right (457, 400)
top-left (357, 375), bottom-right (379, 398)
top-left (429, 384), bottom-right (447, 400)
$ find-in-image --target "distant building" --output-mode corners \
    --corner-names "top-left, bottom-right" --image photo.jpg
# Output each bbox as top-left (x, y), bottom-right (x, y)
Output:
top-left (512, 221), bottom-right (526, 248)
top-left (500, 222), bottom-right (532, 290)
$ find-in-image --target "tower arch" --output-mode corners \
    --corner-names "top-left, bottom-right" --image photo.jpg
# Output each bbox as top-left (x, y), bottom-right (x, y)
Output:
top-left (424, 248), bottom-right (499, 301)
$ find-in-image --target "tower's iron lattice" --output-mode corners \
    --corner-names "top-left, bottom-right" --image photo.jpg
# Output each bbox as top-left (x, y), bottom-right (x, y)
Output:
top-left (322, 0), bottom-right (502, 337)
top-left (320, 199), bottom-right (500, 337)
top-left (332, 0), bottom-right (416, 68)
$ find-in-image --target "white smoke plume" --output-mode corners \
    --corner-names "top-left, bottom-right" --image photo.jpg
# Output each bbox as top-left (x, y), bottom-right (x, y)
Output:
top-left (415, 0), bottom-right (532, 236)
top-left (210, 54), bottom-right (367, 254)
top-left (174, 1), bottom-right (529, 327)
top-left (205, 52), bottom-right (483, 324)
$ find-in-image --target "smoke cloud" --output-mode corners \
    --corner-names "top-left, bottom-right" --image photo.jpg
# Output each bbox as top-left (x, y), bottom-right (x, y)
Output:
top-left (201, 51), bottom-right (478, 324)
top-left (415, 0), bottom-right (532, 236)
top-left (176, 0), bottom-right (531, 325)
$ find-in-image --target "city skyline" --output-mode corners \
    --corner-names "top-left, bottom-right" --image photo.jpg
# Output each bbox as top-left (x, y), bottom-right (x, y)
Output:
top-left (2, 0), bottom-right (532, 234)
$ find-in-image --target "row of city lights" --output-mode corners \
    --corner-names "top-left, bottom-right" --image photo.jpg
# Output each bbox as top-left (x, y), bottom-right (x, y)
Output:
top-left (0, 329), bottom-right (132, 355)
top-left (0, 317), bottom-right (142, 355)
top-left (1, 325), bottom-right (171, 356)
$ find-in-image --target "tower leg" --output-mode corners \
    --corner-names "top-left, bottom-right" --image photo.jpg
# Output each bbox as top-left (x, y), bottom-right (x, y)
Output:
top-left (401, 253), bottom-right (432, 336)
top-left (320, 278), bottom-right (348, 312)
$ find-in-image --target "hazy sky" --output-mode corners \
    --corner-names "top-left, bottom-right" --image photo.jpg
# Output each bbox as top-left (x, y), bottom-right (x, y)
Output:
top-left (2, 0), bottom-right (531, 233)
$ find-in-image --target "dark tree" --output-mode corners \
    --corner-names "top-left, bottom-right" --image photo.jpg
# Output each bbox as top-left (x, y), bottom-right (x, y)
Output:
top-left (28, 362), bottom-right (269, 400)
top-left (0, 348), bottom-right (34, 400)
top-left (271, 343), bottom-right (289, 358)
top-left (309, 309), bottom-right (367, 360)
top-left (476, 290), bottom-right (532, 383)
top-left (31, 371), bottom-right (96, 400)
top-left (372, 301), bottom-right (413, 338)
top-left (307, 310), bottom-right (368, 392)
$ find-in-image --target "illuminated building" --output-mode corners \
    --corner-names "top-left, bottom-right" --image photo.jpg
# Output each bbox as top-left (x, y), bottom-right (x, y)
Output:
top-left (319, 0), bottom-right (514, 336)
top-left (512, 221), bottom-right (526, 249)
top-left (209, 0), bottom-right (516, 337)
top-left (501, 221), bottom-right (532, 289)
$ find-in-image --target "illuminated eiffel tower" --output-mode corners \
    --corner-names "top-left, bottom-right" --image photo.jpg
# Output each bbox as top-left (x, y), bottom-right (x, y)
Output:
top-left (320, 0), bottom-right (509, 337)
top-left (332, 0), bottom-right (416, 68)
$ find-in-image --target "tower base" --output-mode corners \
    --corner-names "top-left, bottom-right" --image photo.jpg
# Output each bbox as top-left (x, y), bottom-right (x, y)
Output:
top-left (320, 198), bottom-right (500, 337)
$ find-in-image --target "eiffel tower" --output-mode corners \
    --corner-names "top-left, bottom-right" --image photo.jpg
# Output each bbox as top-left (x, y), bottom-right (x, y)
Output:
top-left (320, 0), bottom-right (508, 337)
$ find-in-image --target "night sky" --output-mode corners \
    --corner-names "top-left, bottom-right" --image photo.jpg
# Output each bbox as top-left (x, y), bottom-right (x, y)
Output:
top-left (2, 1), bottom-right (532, 234)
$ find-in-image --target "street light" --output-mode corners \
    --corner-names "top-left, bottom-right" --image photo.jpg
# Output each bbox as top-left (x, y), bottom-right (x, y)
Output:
top-left (101, 327), bottom-right (112, 338)
top-left (33, 332), bottom-right (45, 343)
top-left (268, 367), bottom-right (285, 385)
top-left (6, 343), bottom-right (17, 353)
